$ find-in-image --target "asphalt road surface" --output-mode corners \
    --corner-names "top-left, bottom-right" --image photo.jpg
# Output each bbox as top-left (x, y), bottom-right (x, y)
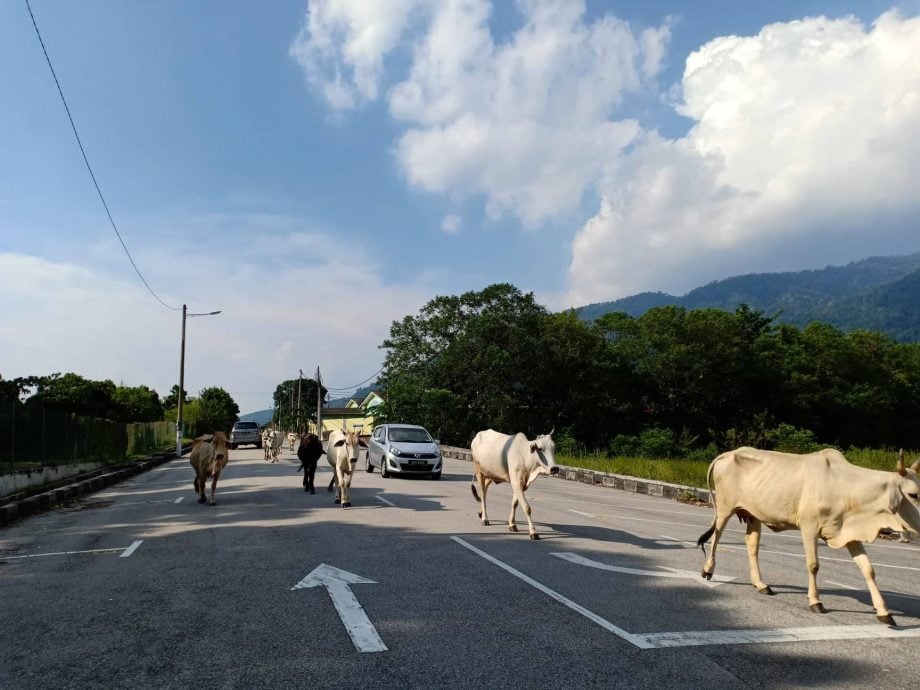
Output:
top-left (3, 446), bottom-right (920, 689)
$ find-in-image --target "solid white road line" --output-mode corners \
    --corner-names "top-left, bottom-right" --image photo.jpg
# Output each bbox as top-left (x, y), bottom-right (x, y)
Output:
top-left (119, 540), bottom-right (143, 558)
top-left (0, 548), bottom-right (124, 560)
top-left (636, 624), bottom-right (920, 649)
top-left (376, 495), bottom-right (397, 507)
top-left (174, 497), bottom-right (184, 504)
top-left (450, 536), bottom-right (654, 649)
top-left (550, 551), bottom-right (733, 588)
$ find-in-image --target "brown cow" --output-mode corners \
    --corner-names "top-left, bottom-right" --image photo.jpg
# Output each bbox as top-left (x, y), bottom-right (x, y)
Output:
top-left (189, 432), bottom-right (230, 505)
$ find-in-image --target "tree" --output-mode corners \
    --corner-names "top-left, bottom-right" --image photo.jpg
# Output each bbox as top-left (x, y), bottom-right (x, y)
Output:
top-left (272, 378), bottom-right (326, 431)
top-left (162, 385), bottom-right (189, 410)
top-left (112, 385), bottom-right (163, 423)
top-left (192, 387), bottom-right (239, 436)
top-left (34, 373), bottom-right (118, 419)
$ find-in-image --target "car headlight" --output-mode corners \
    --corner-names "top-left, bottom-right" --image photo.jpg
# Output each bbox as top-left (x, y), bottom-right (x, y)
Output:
top-left (389, 447), bottom-right (402, 457)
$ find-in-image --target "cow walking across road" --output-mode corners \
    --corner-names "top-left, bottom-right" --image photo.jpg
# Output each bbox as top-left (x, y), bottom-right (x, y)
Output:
top-left (297, 433), bottom-right (324, 494)
top-left (326, 429), bottom-right (366, 508)
top-left (189, 432), bottom-right (230, 506)
top-left (470, 429), bottom-right (558, 540)
top-left (698, 447), bottom-right (920, 625)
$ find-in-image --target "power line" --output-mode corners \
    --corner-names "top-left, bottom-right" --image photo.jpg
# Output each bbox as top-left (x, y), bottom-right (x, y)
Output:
top-left (323, 367), bottom-right (384, 392)
top-left (25, 0), bottom-right (178, 311)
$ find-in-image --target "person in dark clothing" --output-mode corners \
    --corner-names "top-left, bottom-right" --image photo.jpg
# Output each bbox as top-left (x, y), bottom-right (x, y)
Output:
top-left (297, 433), bottom-right (324, 494)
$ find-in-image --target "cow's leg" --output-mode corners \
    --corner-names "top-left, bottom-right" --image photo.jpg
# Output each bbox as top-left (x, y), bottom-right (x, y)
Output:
top-left (341, 468), bottom-right (352, 508)
top-left (514, 488), bottom-right (540, 540)
top-left (478, 476), bottom-right (493, 526)
top-left (306, 460), bottom-right (317, 494)
top-left (508, 494), bottom-right (519, 532)
top-left (208, 472), bottom-right (219, 506)
top-left (196, 472), bottom-right (207, 503)
top-left (802, 530), bottom-right (825, 613)
top-left (701, 509), bottom-right (732, 580)
top-left (846, 541), bottom-right (895, 625)
top-left (744, 519), bottom-right (773, 595)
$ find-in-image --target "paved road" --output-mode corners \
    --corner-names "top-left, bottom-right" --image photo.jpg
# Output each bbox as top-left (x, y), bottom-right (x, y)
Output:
top-left (2, 446), bottom-right (920, 689)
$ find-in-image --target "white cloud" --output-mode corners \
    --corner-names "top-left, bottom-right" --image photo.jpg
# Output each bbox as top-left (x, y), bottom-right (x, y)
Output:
top-left (441, 213), bottom-right (461, 234)
top-left (289, 0), bottom-right (425, 110)
top-left (0, 219), bottom-right (428, 413)
top-left (567, 10), bottom-right (920, 305)
top-left (293, 0), bottom-right (668, 224)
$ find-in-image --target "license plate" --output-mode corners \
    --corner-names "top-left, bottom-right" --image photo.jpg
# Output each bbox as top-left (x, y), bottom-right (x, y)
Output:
top-left (408, 459), bottom-right (426, 466)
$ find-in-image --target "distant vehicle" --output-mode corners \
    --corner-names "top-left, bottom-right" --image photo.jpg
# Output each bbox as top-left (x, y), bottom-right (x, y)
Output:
top-left (230, 421), bottom-right (262, 449)
top-left (366, 423), bottom-right (442, 479)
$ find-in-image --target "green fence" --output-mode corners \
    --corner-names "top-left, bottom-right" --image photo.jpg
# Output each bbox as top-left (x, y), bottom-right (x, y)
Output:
top-left (0, 402), bottom-right (175, 473)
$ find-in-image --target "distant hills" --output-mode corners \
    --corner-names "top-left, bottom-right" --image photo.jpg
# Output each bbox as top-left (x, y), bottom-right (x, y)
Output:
top-left (576, 252), bottom-right (920, 342)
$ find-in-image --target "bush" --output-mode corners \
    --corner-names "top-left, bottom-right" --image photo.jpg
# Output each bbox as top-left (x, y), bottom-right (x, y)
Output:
top-left (608, 434), bottom-right (640, 457)
top-left (554, 430), bottom-right (585, 456)
top-left (686, 442), bottom-right (719, 463)
top-left (766, 423), bottom-right (823, 454)
top-left (638, 427), bottom-right (676, 458)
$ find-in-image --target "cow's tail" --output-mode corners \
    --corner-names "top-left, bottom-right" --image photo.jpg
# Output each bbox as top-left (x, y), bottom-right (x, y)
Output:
top-left (697, 520), bottom-right (716, 556)
top-left (470, 482), bottom-right (480, 503)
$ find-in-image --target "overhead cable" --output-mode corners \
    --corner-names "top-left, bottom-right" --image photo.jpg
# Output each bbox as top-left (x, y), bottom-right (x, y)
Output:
top-left (25, 0), bottom-right (178, 311)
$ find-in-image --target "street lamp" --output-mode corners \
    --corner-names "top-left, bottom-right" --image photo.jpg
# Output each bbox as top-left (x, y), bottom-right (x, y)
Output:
top-left (176, 303), bottom-right (222, 458)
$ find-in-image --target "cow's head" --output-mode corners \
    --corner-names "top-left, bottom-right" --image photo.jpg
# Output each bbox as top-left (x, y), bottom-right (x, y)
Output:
top-left (530, 432), bottom-right (559, 476)
top-left (894, 450), bottom-right (920, 534)
top-left (334, 430), bottom-right (368, 463)
top-left (210, 431), bottom-right (229, 462)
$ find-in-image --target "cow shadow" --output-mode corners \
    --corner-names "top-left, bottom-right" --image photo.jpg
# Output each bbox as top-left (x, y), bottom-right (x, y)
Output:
top-left (520, 519), bottom-right (686, 550)
top-left (375, 493), bottom-right (445, 512)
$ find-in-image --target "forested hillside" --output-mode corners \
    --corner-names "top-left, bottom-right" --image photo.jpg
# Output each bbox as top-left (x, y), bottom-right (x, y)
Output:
top-left (577, 253), bottom-right (920, 341)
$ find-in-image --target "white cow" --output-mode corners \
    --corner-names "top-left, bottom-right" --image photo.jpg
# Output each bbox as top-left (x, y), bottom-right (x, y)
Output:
top-left (287, 432), bottom-right (297, 452)
top-left (262, 429), bottom-right (273, 461)
top-left (698, 447), bottom-right (920, 625)
top-left (325, 429), bottom-right (366, 508)
top-left (470, 429), bottom-right (558, 540)
top-left (269, 429), bottom-right (284, 463)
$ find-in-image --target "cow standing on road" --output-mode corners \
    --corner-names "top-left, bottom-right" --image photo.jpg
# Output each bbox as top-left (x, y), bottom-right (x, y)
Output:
top-left (698, 447), bottom-right (920, 624)
top-left (297, 433), bottom-right (325, 494)
top-left (189, 432), bottom-right (230, 506)
top-left (470, 429), bottom-right (558, 540)
top-left (326, 429), bottom-right (367, 508)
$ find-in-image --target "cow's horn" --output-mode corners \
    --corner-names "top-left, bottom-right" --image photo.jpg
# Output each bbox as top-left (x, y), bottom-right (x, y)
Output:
top-left (898, 449), bottom-right (906, 476)
top-left (548, 426), bottom-right (555, 436)
top-left (912, 457), bottom-right (920, 472)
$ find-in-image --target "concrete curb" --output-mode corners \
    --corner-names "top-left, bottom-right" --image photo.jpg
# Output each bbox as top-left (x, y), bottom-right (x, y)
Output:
top-left (0, 445), bottom-right (193, 526)
top-left (440, 445), bottom-right (711, 503)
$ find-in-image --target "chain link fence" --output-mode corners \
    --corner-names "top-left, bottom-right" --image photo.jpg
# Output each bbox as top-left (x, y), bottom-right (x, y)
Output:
top-left (0, 401), bottom-right (175, 473)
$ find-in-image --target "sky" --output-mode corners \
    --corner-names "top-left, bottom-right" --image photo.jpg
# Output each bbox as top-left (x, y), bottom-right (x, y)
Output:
top-left (2, 0), bottom-right (919, 414)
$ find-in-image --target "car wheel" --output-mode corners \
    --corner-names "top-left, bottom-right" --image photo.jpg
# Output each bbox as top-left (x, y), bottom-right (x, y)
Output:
top-left (230, 443), bottom-right (238, 450)
top-left (430, 472), bottom-right (441, 480)
top-left (381, 461), bottom-right (390, 479)
top-left (365, 454), bottom-right (374, 473)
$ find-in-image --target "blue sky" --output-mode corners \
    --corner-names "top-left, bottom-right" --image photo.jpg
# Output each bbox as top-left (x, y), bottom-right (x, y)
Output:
top-left (2, 0), bottom-right (919, 414)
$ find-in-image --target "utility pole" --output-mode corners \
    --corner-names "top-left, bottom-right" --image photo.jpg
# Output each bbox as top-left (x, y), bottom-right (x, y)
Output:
top-left (316, 366), bottom-right (322, 439)
top-left (176, 304), bottom-right (187, 458)
top-left (298, 369), bottom-right (303, 433)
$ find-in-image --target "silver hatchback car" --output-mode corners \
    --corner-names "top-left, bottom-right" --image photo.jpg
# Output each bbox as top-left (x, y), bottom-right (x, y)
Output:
top-left (366, 423), bottom-right (442, 479)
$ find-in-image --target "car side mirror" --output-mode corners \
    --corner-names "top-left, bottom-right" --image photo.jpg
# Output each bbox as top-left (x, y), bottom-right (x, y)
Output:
top-left (435, 439), bottom-right (440, 445)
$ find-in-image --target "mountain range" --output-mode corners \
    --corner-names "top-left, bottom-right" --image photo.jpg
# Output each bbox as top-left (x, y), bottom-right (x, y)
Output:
top-left (576, 252), bottom-right (920, 342)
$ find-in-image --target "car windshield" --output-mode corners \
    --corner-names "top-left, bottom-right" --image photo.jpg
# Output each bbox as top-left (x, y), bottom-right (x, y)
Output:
top-left (388, 428), bottom-right (432, 443)
top-left (234, 422), bottom-right (258, 430)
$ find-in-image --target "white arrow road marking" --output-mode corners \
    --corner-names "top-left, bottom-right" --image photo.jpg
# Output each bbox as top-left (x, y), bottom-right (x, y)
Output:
top-left (291, 564), bottom-right (387, 653)
top-left (550, 551), bottom-right (734, 588)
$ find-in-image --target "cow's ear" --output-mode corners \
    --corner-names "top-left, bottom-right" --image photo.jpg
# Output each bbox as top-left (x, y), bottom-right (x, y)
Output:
top-left (911, 457), bottom-right (920, 472)
top-left (334, 439), bottom-right (346, 447)
top-left (530, 443), bottom-right (538, 453)
top-left (888, 483), bottom-right (904, 514)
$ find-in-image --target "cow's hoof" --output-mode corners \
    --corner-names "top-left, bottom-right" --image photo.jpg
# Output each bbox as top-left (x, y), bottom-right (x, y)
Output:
top-left (327, 486), bottom-right (333, 493)
top-left (342, 502), bottom-right (351, 508)
top-left (809, 603), bottom-right (827, 614)
top-left (758, 586), bottom-right (775, 596)
top-left (702, 571), bottom-right (713, 581)
top-left (310, 489), bottom-right (315, 495)
top-left (529, 533), bottom-right (540, 541)
top-left (197, 497), bottom-right (206, 504)
top-left (483, 519), bottom-right (490, 526)
top-left (334, 498), bottom-right (340, 504)
top-left (877, 614), bottom-right (896, 626)
top-left (509, 525), bottom-right (519, 532)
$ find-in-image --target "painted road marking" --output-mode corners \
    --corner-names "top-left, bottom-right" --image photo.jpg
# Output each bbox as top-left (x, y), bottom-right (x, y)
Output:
top-left (450, 536), bottom-right (653, 649)
top-left (826, 579), bottom-right (859, 590)
top-left (551, 551), bottom-right (733, 588)
top-left (376, 495), bottom-right (397, 507)
top-left (1, 541), bottom-right (143, 561)
top-left (174, 497), bottom-right (184, 504)
top-left (451, 537), bottom-right (920, 650)
top-left (120, 540), bottom-right (143, 558)
top-left (635, 624), bottom-right (920, 648)
top-left (292, 564), bottom-right (387, 653)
